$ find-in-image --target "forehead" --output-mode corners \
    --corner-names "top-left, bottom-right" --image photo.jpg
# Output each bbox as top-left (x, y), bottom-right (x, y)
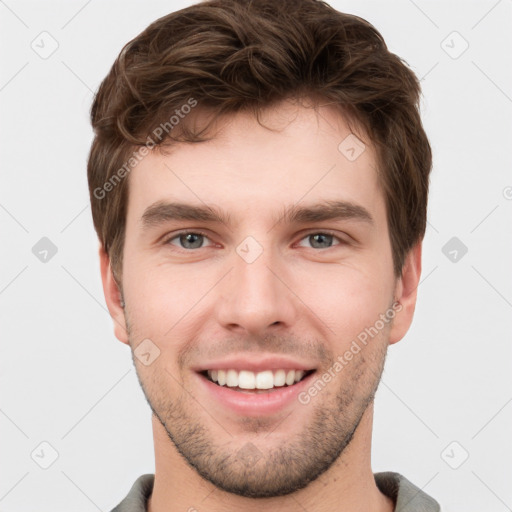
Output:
top-left (126, 100), bottom-right (384, 228)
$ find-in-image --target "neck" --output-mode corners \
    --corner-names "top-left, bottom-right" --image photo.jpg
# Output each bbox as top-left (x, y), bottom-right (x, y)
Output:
top-left (147, 404), bottom-right (394, 512)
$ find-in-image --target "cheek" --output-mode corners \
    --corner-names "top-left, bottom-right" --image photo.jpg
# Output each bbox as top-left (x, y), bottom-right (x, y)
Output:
top-left (122, 254), bottom-right (215, 347)
top-left (293, 262), bottom-right (393, 344)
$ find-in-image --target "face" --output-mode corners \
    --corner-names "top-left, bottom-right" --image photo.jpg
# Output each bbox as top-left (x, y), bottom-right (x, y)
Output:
top-left (102, 100), bottom-right (418, 498)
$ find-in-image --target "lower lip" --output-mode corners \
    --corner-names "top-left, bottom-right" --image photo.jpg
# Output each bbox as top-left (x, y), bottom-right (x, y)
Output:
top-left (196, 371), bottom-right (316, 417)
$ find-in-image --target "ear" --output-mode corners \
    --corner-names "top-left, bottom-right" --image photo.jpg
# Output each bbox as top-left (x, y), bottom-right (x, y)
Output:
top-left (99, 244), bottom-right (129, 345)
top-left (388, 241), bottom-right (422, 345)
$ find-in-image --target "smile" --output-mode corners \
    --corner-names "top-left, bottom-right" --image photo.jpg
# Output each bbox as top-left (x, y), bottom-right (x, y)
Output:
top-left (203, 368), bottom-right (315, 392)
top-left (196, 368), bottom-right (318, 416)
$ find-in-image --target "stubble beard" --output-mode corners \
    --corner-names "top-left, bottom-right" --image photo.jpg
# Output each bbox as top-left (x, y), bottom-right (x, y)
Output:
top-left (127, 323), bottom-right (389, 498)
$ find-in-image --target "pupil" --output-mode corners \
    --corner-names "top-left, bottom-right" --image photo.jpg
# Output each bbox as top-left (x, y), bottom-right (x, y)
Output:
top-left (312, 233), bottom-right (331, 248)
top-left (182, 233), bottom-right (202, 249)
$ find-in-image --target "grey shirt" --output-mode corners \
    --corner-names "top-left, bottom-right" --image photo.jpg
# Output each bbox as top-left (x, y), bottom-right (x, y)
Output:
top-left (111, 472), bottom-right (440, 511)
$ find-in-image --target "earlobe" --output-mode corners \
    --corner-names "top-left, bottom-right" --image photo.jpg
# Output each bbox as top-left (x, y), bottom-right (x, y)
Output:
top-left (388, 242), bottom-right (422, 345)
top-left (99, 244), bottom-right (129, 345)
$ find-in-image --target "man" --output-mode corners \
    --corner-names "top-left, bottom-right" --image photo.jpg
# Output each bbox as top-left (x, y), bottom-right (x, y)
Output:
top-left (87, 0), bottom-right (439, 510)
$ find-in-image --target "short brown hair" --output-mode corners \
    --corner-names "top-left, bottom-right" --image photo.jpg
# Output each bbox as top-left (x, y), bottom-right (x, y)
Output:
top-left (87, 0), bottom-right (432, 281)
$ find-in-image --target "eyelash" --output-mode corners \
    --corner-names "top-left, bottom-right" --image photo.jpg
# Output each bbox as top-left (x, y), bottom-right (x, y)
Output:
top-left (162, 230), bottom-right (347, 251)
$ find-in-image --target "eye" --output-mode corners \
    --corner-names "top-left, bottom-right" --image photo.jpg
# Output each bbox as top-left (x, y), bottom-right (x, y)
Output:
top-left (296, 231), bottom-right (345, 250)
top-left (162, 230), bottom-right (347, 251)
top-left (164, 231), bottom-right (214, 250)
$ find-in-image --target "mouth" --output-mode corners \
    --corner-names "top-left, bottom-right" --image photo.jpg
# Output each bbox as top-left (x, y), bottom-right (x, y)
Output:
top-left (199, 368), bottom-right (316, 394)
top-left (193, 355), bottom-right (319, 415)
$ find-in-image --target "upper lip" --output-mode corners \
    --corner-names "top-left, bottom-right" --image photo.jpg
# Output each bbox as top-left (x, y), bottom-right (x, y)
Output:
top-left (193, 355), bottom-right (316, 373)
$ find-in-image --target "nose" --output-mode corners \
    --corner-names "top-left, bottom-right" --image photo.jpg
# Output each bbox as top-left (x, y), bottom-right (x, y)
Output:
top-left (215, 242), bottom-right (298, 337)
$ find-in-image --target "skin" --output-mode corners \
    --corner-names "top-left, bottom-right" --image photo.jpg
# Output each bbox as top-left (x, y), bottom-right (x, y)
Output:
top-left (100, 98), bottom-right (422, 512)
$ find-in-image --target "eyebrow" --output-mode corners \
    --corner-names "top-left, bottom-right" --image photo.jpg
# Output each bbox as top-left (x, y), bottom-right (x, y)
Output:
top-left (140, 199), bottom-right (374, 230)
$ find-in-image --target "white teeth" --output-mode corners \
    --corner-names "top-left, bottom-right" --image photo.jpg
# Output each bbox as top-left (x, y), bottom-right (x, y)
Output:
top-left (226, 369), bottom-right (238, 387)
top-left (273, 369), bottom-right (286, 387)
top-left (294, 370), bottom-right (305, 383)
top-left (238, 370), bottom-right (256, 389)
top-left (217, 369), bottom-right (226, 386)
top-left (255, 370), bottom-right (274, 389)
top-left (206, 368), bottom-right (310, 389)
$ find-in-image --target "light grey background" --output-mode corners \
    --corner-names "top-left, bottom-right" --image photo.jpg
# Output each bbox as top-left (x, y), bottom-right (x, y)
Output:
top-left (1, 1), bottom-right (511, 511)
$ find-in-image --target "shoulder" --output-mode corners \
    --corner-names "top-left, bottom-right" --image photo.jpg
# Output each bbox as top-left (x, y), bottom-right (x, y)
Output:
top-left (374, 471), bottom-right (441, 512)
top-left (110, 474), bottom-right (155, 512)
